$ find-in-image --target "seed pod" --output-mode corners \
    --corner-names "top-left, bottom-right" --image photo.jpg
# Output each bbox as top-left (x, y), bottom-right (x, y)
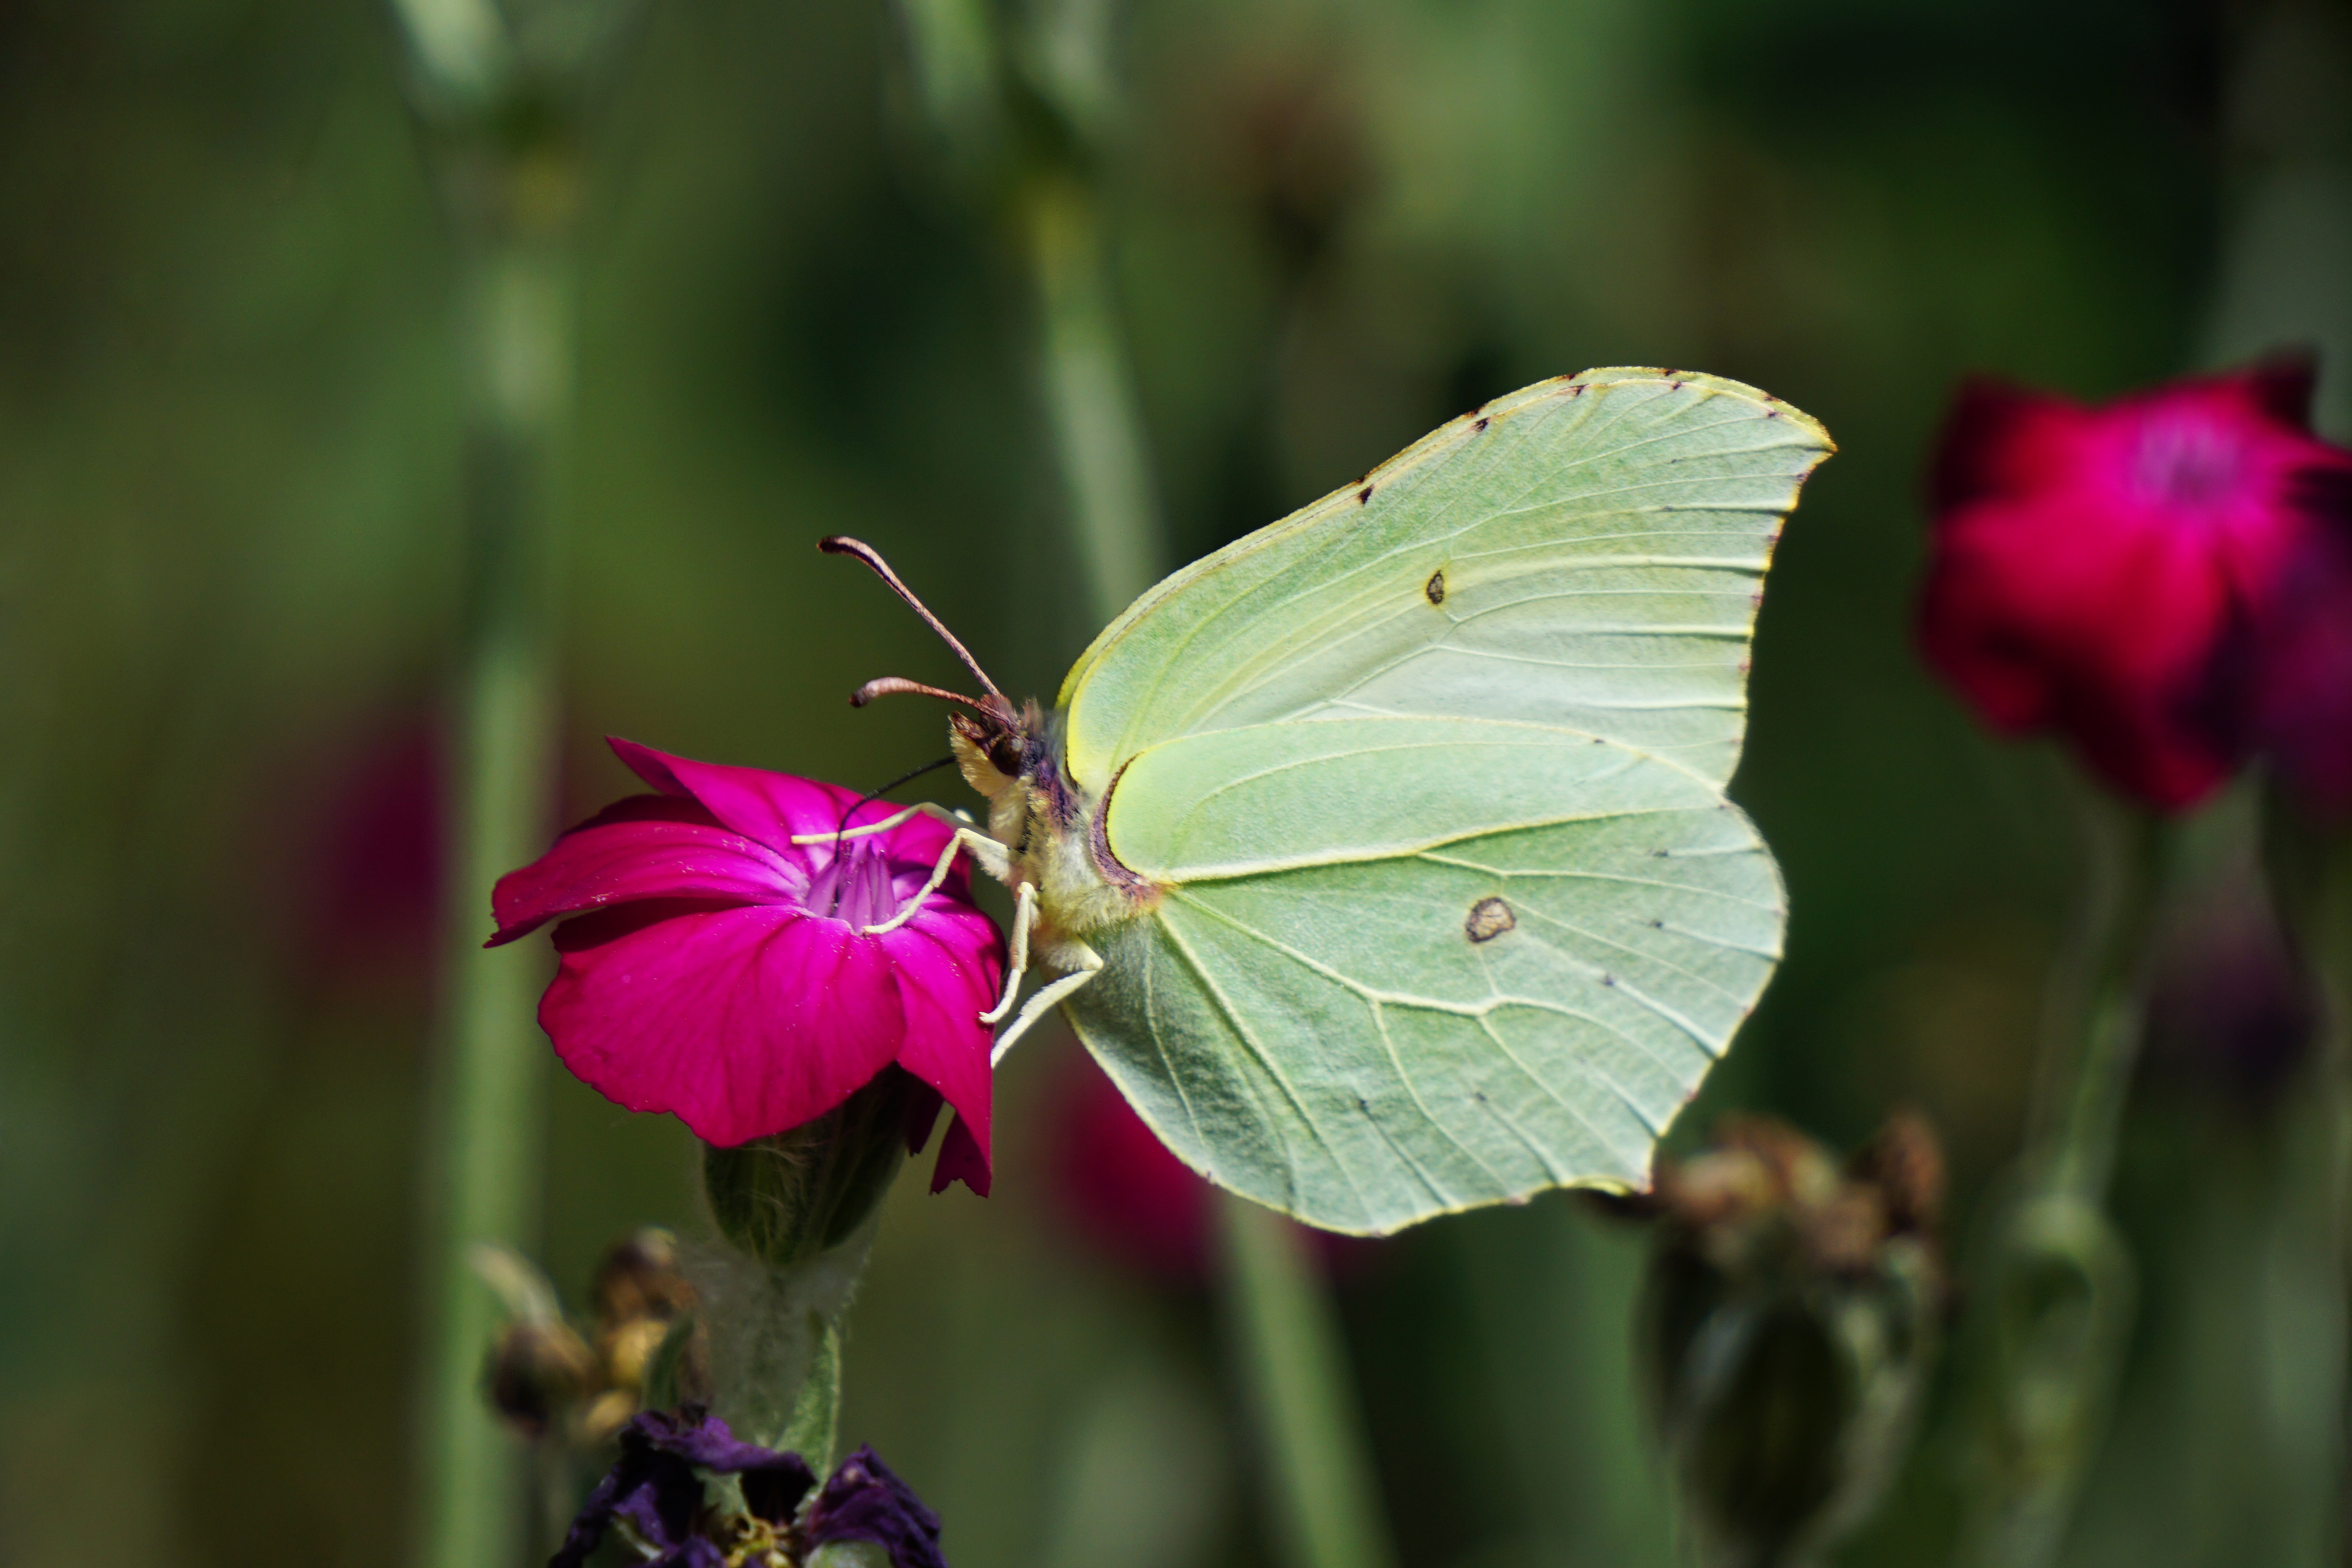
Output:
top-left (703, 1068), bottom-right (935, 1271)
top-left (484, 1318), bottom-right (599, 1439)
top-left (1639, 1113), bottom-right (1946, 1568)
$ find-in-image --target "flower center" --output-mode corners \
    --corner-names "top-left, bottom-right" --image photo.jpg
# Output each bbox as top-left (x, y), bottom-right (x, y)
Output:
top-left (806, 838), bottom-right (899, 929)
top-left (2129, 417), bottom-right (2245, 510)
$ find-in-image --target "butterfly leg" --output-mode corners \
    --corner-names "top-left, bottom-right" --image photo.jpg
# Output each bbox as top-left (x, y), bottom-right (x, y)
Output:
top-left (785, 800), bottom-right (979, 846)
top-left (978, 882), bottom-right (1035, 1026)
top-left (858, 827), bottom-right (1010, 937)
top-left (988, 943), bottom-right (1103, 1067)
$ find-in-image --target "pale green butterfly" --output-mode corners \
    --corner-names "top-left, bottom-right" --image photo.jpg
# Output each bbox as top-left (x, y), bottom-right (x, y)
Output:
top-left (816, 368), bottom-right (1832, 1235)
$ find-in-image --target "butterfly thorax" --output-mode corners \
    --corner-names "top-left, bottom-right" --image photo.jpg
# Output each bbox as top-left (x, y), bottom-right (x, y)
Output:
top-left (950, 701), bottom-right (1159, 964)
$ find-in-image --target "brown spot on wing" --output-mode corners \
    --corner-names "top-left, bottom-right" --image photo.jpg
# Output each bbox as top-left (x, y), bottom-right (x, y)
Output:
top-left (1425, 570), bottom-right (1446, 605)
top-left (1465, 897), bottom-right (1515, 943)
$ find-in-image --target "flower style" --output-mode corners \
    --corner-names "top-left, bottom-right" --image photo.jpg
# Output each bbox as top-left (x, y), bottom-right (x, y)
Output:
top-left (1919, 357), bottom-right (2352, 811)
top-left (489, 739), bottom-right (1005, 1192)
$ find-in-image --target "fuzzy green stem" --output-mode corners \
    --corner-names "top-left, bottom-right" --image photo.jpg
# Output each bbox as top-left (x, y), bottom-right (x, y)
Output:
top-left (777, 1319), bottom-right (846, 1473)
top-left (698, 1082), bottom-right (912, 1461)
top-left (1219, 1196), bottom-right (1399, 1568)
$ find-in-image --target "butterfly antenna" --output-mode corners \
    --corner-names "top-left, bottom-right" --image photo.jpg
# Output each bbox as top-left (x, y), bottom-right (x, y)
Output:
top-left (849, 676), bottom-right (999, 712)
top-left (820, 537), bottom-right (1004, 699)
top-left (834, 755), bottom-right (956, 842)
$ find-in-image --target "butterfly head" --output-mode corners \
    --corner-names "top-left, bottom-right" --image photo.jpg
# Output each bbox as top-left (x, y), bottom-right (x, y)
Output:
top-left (946, 697), bottom-right (1044, 801)
top-left (822, 534), bottom-right (1050, 808)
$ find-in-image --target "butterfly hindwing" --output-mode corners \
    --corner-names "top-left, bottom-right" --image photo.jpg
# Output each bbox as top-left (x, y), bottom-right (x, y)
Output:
top-left (1063, 720), bottom-right (1780, 1233)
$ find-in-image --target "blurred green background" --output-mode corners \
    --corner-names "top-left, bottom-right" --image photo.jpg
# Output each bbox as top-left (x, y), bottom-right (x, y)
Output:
top-left (7, 0), bottom-right (2352, 1564)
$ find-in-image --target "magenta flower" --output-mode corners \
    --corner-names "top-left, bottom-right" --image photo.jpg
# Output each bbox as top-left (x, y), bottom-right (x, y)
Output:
top-left (1920, 358), bottom-right (2352, 812)
top-left (488, 739), bottom-right (1005, 1192)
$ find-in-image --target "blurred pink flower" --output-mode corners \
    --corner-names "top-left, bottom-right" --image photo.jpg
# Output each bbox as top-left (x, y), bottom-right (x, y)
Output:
top-left (1048, 1051), bottom-right (1379, 1279)
top-left (1920, 357), bottom-right (2352, 812)
top-left (489, 738), bottom-right (1005, 1193)
top-left (1050, 1051), bottom-right (1216, 1279)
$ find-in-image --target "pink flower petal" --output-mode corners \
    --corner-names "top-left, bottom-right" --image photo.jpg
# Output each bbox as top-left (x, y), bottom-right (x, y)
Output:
top-left (610, 738), bottom-right (905, 851)
top-left (929, 1114), bottom-right (991, 1197)
top-left (882, 916), bottom-right (1002, 1172)
top-left (543, 904), bottom-right (907, 1148)
top-left (2256, 474), bottom-right (2352, 813)
top-left (487, 799), bottom-right (800, 947)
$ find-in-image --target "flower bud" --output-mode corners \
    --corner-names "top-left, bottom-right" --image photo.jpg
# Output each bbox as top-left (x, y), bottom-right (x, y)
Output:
top-left (703, 1068), bottom-right (936, 1271)
top-left (485, 1317), bottom-right (599, 1439)
top-left (593, 1226), bottom-right (694, 1328)
top-left (1637, 1113), bottom-right (1945, 1568)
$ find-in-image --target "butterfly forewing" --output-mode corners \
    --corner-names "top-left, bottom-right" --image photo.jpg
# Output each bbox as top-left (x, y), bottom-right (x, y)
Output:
top-left (1059, 370), bottom-right (1833, 795)
top-left (1053, 370), bottom-right (1829, 1234)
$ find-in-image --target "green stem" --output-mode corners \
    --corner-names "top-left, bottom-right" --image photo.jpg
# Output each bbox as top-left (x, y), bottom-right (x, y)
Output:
top-left (777, 1319), bottom-right (846, 1474)
top-left (416, 236), bottom-right (570, 1568)
top-left (2261, 790), bottom-right (2352, 1559)
top-left (1963, 771), bottom-right (2165, 1568)
top-left (1218, 1196), bottom-right (1399, 1568)
top-left (1012, 123), bottom-right (1398, 1568)
top-left (390, 0), bottom-right (579, 1545)
top-left (2033, 778), bottom-right (2164, 1200)
top-left (1018, 148), bottom-right (1398, 1568)
top-left (883, 10), bottom-right (1396, 1561)
top-left (1021, 173), bottom-right (1162, 628)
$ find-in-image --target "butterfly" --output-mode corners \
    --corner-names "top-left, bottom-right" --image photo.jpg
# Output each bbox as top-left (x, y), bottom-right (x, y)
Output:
top-left (816, 368), bottom-right (1831, 1234)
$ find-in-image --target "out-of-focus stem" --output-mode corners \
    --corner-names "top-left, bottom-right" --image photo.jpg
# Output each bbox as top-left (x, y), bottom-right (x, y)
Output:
top-left (1020, 154), bottom-right (1397, 1568)
top-left (417, 230), bottom-right (572, 1568)
top-left (389, 0), bottom-right (581, 1549)
top-left (1963, 773), bottom-right (2163, 1568)
top-left (884, 10), bottom-right (1392, 1564)
top-left (2262, 793), bottom-right (2352, 1554)
top-left (2033, 780), bottom-right (2163, 1200)
top-left (1218, 1196), bottom-right (1399, 1568)
top-left (1020, 173), bottom-right (1161, 628)
top-left (1011, 118), bottom-right (1396, 1568)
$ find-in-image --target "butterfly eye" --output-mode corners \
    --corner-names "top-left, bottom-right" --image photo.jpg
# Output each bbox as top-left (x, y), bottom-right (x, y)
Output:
top-left (988, 734), bottom-right (1026, 778)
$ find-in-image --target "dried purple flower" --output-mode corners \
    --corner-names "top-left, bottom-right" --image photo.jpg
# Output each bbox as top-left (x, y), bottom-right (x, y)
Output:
top-left (552, 1406), bottom-right (815, 1568)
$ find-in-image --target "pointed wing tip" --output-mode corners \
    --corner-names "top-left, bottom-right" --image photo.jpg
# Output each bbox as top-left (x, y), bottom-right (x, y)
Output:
top-left (1548, 366), bottom-right (1835, 455)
